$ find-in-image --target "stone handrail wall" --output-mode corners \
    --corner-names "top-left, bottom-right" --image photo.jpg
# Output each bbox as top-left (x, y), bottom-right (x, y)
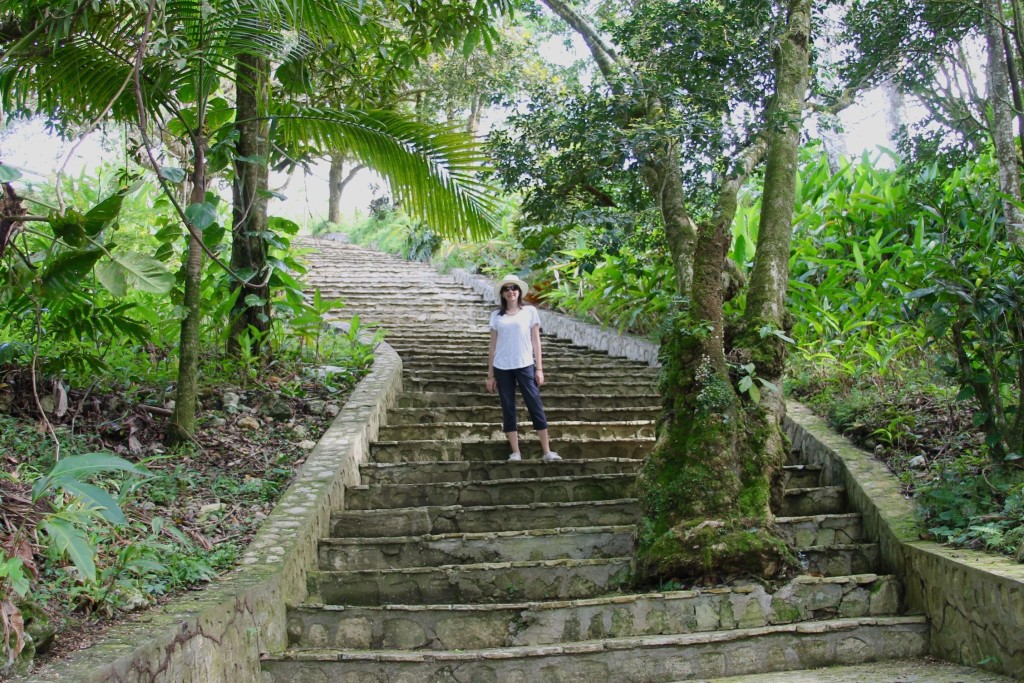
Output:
top-left (448, 269), bottom-right (661, 367)
top-left (22, 328), bottom-right (403, 683)
top-left (784, 401), bottom-right (1024, 676)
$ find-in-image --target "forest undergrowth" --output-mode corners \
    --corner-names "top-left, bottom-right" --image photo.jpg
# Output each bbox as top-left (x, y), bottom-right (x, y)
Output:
top-left (0, 342), bottom-right (369, 677)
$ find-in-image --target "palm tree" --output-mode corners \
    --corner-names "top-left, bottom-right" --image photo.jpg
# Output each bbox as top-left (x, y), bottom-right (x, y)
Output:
top-left (0, 0), bottom-right (506, 442)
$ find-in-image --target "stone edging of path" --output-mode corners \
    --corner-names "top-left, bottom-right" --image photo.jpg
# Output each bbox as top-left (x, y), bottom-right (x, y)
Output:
top-left (785, 401), bottom-right (1024, 676)
top-left (21, 325), bottom-right (403, 683)
top-left (448, 268), bottom-right (661, 366)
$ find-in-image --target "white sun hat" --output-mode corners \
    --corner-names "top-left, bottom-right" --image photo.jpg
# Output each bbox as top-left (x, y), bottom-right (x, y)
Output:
top-left (494, 274), bottom-right (530, 302)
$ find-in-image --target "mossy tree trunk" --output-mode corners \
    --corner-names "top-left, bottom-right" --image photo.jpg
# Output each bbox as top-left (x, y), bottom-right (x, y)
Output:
top-left (636, 0), bottom-right (812, 583)
top-left (228, 52), bottom-right (271, 356)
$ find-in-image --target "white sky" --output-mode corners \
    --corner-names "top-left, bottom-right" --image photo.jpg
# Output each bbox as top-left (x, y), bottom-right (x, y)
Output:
top-left (0, 83), bottom-right (899, 226)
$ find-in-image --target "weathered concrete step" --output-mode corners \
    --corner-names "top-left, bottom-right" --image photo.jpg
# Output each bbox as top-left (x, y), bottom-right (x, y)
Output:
top-left (317, 525), bottom-right (635, 570)
top-left (398, 391), bottom-right (661, 410)
top-left (307, 556), bottom-right (633, 605)
top-left (262, 616), bottom-right (929, 681)
top-left (779, 486), bottom-right (846, 516)
top-left (370, 437), bottom-right (655, 463)
top-left (405, 366), bottom-right (655, 382)
top-left (704, 659), bottom-right (1015, 682)
top-left (330, 499), bottom-right (641, 537)
top-left (377, 420), bottom-right (655, 442)
top-left (392, 348), bottom-right (618, 362)
top-left (782, 464), bottom-right (822, 489)
top-left (346, 473), bottom-right (636, 509)
top-left (404, 377), bottom-right (656, 396)
top-left (319, 289), bottom-right (481, 301)
top-left (799, 544), bottom-right (880, 576)
top-left (287, 574), bottom-right (903, 650)
top-left (386, 405), bottom-right (662, 426)
top-left (776, 513), bottom-right (863, 547)
top-left (359, 457), bottom-right (641, 485)
top-left (400, 358), bottom-right (656, 374)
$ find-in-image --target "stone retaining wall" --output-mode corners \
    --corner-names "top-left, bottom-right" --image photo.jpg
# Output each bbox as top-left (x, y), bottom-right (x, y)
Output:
top-left (784, 402), bottom-right (1024, 676)
top-left (448, 269), bottom-right (661, 366)
top-left (20, 327), bottom-right (403, 683)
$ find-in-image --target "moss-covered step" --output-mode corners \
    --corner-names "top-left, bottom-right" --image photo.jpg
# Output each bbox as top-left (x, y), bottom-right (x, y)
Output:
top-left (345, 473), bottom-right (636, 509)
top-left (306, 556), bottom-right (633, 605)
top-left (286, 574), bottom-right (904, 650)
top-left (329, 499), bottom-right (641, 538)
top-left (779, 485), bottom-right (847, 516)
top-left (317, 525), bottom-right (636, 570)
top-left (702, 659), bottom-right (1016, 682)
top-left (261, 617), bottom-right (929, 682)
top-left (797, 544), bottom-right (880, 576)
top-left (397, 390), bottom-right (660, 409)
top-left (358, 457), bottom-right (642, 486)
top-left (385, 405), bottom-right (662, 425)
top-left (775, 513), bottom-right (863, 547)
top-left (403, 377), bottom-right (657, 397)
top-left (782, 464), bottom-right (823, 489)
top-left (377, 419), bottom-right (655, 442)
top-left (370, 437), bottom-right (655, 463)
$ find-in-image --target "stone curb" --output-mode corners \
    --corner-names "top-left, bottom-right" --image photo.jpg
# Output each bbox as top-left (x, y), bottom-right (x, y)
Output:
top-left (447, 268), bottom-right (661, 366)
top-left (20, 326), bottom-right (403, 683)
top-left (784, 401), bottom-right (1024, 677)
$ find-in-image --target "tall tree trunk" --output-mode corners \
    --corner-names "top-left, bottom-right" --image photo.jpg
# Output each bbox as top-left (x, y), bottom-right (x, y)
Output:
top-left (228, 52), bottom-right (271, 355)
top-left (983, 0), bottom-right (1024, 245)
top-left (328, 156), bottom-right (344, 224)
top-left (327, 155), bottom-right (365, 223)
top-left (636, 0), bottom-right (811, 583)
top-left (168, 134), bottom-right (208, 444)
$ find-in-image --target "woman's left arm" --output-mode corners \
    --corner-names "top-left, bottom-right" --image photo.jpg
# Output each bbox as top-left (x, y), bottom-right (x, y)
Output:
top-left (531, 323), bottom-right (544, 387)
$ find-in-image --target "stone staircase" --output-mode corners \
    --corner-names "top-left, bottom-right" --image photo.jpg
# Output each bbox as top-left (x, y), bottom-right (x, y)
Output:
top-left (260, 238), bottom-right (978, 681)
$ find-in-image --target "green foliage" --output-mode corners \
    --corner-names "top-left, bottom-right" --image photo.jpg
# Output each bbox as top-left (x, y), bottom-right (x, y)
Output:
top-left (919, 457), bottom-right (1024, 557)
top-left (906, 242), bottom-right (1024, 462)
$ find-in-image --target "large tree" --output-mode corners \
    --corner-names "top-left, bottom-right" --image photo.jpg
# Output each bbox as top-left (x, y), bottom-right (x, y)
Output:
top-left (495, 0), bottom-right (812, 580)
top-left (0, 0), bottom-right (504, 442)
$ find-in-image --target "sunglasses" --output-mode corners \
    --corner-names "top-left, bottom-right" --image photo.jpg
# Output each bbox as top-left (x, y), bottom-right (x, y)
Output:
top-left (500, 285), bottom-right (520, 292)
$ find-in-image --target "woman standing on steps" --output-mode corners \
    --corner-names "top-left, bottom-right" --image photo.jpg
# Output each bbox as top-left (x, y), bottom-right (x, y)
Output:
top-left (485, 275), bottom-right (561, 462)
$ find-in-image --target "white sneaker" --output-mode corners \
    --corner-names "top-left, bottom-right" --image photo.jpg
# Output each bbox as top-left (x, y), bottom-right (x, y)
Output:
top-left (508, 453), bottom-right (522, 461)
top-left (542, 451), bottom-right (562, 462)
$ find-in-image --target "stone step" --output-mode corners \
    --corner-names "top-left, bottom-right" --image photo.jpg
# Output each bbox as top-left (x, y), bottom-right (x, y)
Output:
top-left (345, 473), bottom-right (636, 509)
top-left (370, 437), bottom-right (655, 463)
top-left (262, 616), bottom-right (929, 682)
top-left (286, 574), bottom-right (903, 650)
top-left (330, 500), bottom-right (642, 537)
top-left (400, 358), bottom-right (656, 374)
top-left (317, 525), bottom-right (635, 570)
top-left (782, 464), bottom-right (822, 489)
top-left (780, 486), bottom-right (846, 517)
top-left (377, 419), bottom-right (656, 442)
top-left (775, 513), bottom-right (863, 547)
top-left (307, 556), bottom-right (634, 605)
top-left (359, 457), bottom-right (641, 485)
top-left (799, 544), bottom-right (880, 577)
top-left (389, 346), bottom-right (616, 361)
top-left (406, 367), bottom-right (657, 384)
top-left (386, 405), bottom-right (662, 425)
top-left (403, 377), bottom-right (656, 396)
top-left (398, 391), bottom-right (661, 409)
top-left (704, 659), bottom-right (1015, 682)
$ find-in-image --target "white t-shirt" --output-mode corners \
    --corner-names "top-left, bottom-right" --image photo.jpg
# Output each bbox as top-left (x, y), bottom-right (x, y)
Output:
top-left (489, 306), bottom-right (541, 370)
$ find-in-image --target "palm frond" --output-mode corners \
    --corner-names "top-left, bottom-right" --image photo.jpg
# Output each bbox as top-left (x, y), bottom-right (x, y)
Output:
top-left (273, 106), bottom-right (501, 238)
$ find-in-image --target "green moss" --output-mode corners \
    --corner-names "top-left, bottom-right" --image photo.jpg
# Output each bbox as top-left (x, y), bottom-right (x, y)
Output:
top-left (636, 519), bottom-right (798, 585)
top-left (771, 601), bottom-right (802, 623)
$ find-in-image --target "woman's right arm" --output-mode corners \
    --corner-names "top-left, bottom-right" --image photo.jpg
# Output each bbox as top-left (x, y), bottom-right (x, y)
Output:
top-left (486, 329), bottom-right (497, 393)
